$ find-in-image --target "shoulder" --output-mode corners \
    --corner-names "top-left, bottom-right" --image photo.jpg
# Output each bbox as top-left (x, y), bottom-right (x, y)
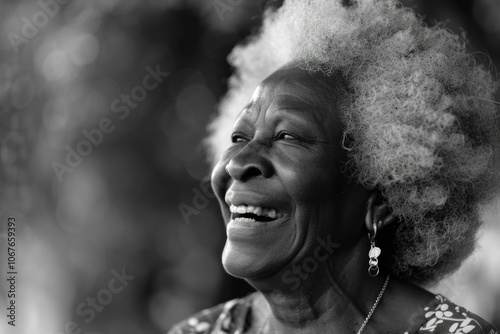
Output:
top-left (411, 295), bottom-right (499, 334)
top-left (167, 293), bottom-right (256, 334)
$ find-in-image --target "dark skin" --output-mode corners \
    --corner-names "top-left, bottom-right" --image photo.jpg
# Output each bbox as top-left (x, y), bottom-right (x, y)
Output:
top-left (211, 65), bottom-right (435, 333)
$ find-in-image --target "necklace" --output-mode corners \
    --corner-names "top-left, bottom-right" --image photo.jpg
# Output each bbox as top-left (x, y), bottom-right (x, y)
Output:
top-left (356, 275), bottom-right (390, 334)
top-left (256, 275), bottom-right (390, 334)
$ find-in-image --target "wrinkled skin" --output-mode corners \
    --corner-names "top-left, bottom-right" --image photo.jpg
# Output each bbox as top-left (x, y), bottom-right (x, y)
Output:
top-left (211, 65), bottom-right (434, 334)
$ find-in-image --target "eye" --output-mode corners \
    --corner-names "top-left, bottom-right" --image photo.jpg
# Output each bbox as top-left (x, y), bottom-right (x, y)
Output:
top-left (231, 133), bottom-right (248, 143)
top-left (276, 132), bottom-right (296, 140)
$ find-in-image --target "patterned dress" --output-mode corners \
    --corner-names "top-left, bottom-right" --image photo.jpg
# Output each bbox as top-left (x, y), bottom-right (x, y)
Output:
top-left (168, 293), bottom-right (498, 334)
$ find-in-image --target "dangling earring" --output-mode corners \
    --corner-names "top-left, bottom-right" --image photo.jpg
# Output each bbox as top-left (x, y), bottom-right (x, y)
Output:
top-left (368, 221), bottom-right (382, 277)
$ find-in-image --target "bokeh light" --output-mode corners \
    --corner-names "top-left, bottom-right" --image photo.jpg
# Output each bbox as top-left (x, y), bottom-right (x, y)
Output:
top-left (0, 1), bottom-right (499, 333)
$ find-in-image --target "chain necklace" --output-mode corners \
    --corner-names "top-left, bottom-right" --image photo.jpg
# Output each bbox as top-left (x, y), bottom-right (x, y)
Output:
top-left (356, 275), bottom-right (390, 334)
top-left (256, 275), bottom-right (390, 334)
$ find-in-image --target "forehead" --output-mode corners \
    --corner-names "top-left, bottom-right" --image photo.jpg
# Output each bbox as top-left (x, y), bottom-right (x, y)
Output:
top-left (256, 66), bottom-right (334, 106)
top-left (241, 66), bottom-right (343, 129)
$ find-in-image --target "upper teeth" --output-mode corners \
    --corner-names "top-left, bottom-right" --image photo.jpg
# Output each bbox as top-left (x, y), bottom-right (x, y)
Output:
top-left (229, 204), bottom-right (283, 219)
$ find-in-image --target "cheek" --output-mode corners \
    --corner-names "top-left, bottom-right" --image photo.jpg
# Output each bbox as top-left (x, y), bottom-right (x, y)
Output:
top-left (280, 160), bottom-right (350, 238)
top-left (281, 163), bottom-right (340, 203)
top-left (211, 160), bottom-right (230, 199)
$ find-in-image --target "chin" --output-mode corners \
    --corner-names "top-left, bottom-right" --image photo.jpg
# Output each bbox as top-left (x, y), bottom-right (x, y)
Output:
top-left (221, 241), bottom-right (288, 280)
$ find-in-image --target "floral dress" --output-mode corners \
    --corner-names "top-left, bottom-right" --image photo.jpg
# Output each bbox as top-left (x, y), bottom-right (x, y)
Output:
top-left (167, 293), bottom-right (498, 334)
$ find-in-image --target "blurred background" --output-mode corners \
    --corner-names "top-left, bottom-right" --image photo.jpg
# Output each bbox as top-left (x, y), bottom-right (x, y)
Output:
top-left (0, 0), bottom-right (499, 333)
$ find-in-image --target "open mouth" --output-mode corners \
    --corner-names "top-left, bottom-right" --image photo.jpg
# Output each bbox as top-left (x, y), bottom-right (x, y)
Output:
top-left (229, 204), bottom-right (284, 223)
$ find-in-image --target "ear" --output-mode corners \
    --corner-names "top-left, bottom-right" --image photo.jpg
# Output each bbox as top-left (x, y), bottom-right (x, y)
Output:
top-left (364, 191), bottom-right (398, 234)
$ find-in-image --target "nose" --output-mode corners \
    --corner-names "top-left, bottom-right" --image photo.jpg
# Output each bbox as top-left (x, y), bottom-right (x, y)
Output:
top-left (225, 142), bottom-right (273, 181)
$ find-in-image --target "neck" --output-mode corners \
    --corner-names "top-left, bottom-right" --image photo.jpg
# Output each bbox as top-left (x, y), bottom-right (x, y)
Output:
top-left (246, 237), bottom-right (388, 334)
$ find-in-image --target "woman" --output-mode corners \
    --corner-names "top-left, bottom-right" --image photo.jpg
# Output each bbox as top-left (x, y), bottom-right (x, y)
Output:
top-left (170, 0), bottom-right (499, 333)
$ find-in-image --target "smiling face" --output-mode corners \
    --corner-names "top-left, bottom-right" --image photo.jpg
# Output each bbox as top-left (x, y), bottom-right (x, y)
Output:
top-left (211, 66), bottom-right (370, 280)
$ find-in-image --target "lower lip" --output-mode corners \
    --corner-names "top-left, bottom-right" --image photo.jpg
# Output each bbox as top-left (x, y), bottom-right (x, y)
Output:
top-left (226, 216), bottom-right (288, 240)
